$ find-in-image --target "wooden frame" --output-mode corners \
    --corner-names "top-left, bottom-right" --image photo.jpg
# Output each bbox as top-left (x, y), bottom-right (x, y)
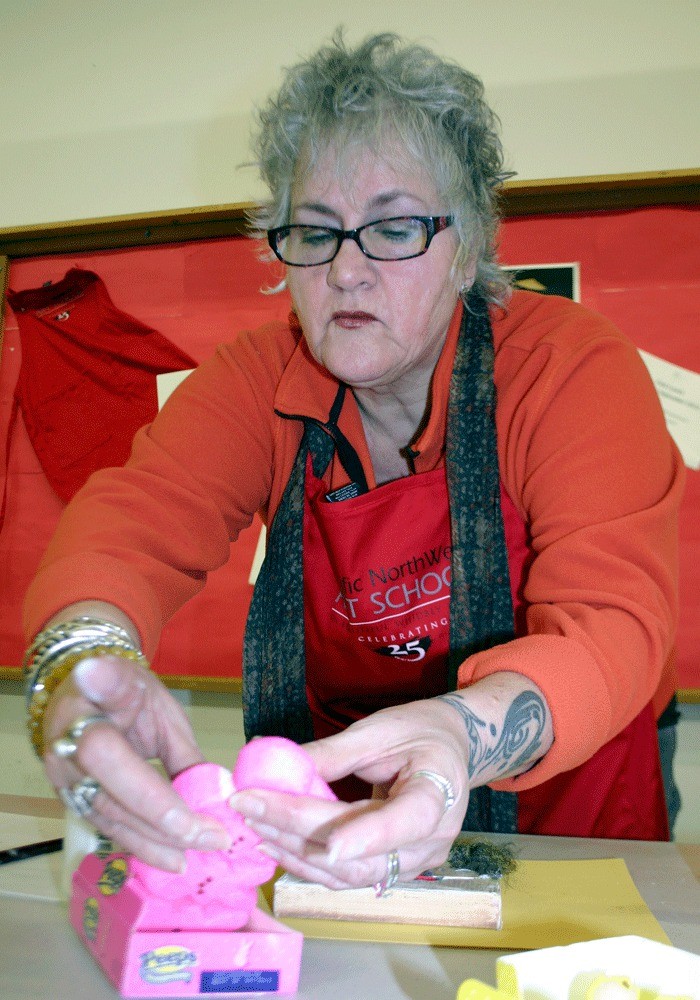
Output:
top-left (1, 169), bottom-right (699, 701)
top-left (1, 169), bottom-right (698, 259)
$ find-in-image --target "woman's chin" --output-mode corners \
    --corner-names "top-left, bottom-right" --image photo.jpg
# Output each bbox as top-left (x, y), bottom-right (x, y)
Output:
top-left (329, 365), bottom-right (393, 391)
top-left (321, 350), bottom-right (398, 390)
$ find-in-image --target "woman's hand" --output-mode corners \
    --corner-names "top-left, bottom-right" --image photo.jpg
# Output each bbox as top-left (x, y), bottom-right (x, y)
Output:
top-left (42, 655), bottom-right (231, 871)
top-left (229, 673), bottom-right (552, 889)
top-left (229, 697), bottom-right (470, 890)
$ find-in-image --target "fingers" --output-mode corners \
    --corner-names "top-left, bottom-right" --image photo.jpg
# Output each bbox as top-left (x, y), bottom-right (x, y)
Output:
top-left (71, 657), bottom-right (202, 776)
top-left (230, 792), bottom-right (388, 888)
top-left (42, 659), bottom-right (230, 869)
top-left (257, 837), bottom-right (378, 890)
top-left (43, 655), bottom-right (150, 759)
top-left (230, 699), bottom-right (471, 890)
top-left (75, 722), bottom-right (227, 847)
top-left (86, 781), bottom-right (229, 872)
top-left (88, 819), bottom-right (187, 873)
top-left (230, 787), bottom-right (364, 848)
top-left (71, 654), bottom-right (148, 720)
top-left (230, 777), bottom-right (459, 889)
top-left (300, 725), bottom-right (395, 786)
top-left (330, 781), bottom-right (458, 863)
top-left (250, 807), bottom-right (451, 889)
top-left (300, 698), bottom-right (468, 794)
top-left (46, 723), bottom-right (231, 869)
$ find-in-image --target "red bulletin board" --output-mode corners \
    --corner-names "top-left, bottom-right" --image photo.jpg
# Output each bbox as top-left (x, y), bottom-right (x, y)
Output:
top-left (0, 238), bottom-right (292, 689)
top-left (1, 203), bottom-right (698, 695)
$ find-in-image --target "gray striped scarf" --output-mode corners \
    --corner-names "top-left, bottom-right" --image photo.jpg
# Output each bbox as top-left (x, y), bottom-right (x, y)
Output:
top-left (243, 294), bottom-right (517, 833)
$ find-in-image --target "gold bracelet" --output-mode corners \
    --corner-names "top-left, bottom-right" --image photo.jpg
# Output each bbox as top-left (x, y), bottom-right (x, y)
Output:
top-left (23, 616), bottom-right (135, 697)
top-left (27, 644), bottom-right (149, 758)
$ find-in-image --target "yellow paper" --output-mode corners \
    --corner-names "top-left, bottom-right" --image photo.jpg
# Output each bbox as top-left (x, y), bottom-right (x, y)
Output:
top-left (269, 859), bottom-right (670, 951)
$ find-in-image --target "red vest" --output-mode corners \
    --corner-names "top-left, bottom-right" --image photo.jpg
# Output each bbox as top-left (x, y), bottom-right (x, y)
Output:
top-left (7, 269), bottom-right (195, 503)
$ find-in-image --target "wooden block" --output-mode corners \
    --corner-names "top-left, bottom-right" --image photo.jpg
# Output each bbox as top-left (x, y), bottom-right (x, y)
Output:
top-left (273, 870), bottom-right (502, 929)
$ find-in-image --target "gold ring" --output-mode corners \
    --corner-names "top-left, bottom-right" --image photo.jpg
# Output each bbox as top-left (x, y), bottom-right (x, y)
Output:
top-left (52, 714), bottom-right (108, 759)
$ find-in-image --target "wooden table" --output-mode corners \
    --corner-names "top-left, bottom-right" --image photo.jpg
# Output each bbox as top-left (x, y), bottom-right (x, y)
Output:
top-left (1, 796), bottom-right (699, 999)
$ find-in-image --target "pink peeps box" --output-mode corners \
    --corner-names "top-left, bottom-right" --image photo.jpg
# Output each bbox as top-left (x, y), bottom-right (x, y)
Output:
top-left (70, 851), bottom-right (303, 996)
top-left (69, 737), bottom-right (336, 996)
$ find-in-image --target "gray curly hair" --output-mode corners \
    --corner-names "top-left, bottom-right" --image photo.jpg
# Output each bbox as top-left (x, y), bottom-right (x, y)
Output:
top-left (249, 32), bottom-right (512, 303)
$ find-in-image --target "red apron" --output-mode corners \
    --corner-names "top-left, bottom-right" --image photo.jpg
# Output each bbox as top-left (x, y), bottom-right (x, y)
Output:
top-left (302, 460), bottom-right (669, 839)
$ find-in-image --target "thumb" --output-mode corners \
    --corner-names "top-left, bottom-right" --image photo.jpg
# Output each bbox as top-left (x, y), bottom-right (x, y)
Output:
top-left (72, 655), bottom-right (148, 721)
top-left (302, 727), bottom-right (377, 784)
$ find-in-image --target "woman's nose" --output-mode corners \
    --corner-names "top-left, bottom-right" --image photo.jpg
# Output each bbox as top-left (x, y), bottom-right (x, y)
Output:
top-left (327, 235), bottom-right (376, 289)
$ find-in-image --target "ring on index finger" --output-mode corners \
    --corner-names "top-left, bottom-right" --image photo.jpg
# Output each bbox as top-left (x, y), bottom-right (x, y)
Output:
top-left (52, 714), bottom-right (108, 759)
top-left (60, 777), bottom-right (102, 818)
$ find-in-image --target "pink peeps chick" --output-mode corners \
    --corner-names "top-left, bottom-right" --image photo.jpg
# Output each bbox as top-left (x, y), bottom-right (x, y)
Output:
top-left (129, 737), bottom-right (335, 929)
top-left (233, 736), bottom-right (336, 801)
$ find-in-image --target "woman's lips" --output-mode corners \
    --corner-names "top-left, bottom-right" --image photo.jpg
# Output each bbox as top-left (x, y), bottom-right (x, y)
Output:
top-left (331, 311), bottom-right (377, 329)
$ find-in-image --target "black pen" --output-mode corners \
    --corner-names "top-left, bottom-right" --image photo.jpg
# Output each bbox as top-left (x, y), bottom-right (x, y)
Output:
top-left (0, 837), bottom-right (63, 865)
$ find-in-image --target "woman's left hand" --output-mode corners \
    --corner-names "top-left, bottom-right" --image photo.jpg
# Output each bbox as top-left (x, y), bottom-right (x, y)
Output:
top-left (228, 698), bottom-right (469, 889)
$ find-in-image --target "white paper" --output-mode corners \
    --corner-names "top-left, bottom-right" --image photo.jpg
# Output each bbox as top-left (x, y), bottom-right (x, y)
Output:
top-left (248, 525), bottom-right (267, 585)
top-left (639, 350), bottom-right (700, 470)
top-left (156, 368), bottom-right (195, 409)
top-left (0, 812), bottom-right (64, 902)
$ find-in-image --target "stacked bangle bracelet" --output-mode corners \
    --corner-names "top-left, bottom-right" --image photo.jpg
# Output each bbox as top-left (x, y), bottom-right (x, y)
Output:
top-left (23, 617), bottom-right (149, 758)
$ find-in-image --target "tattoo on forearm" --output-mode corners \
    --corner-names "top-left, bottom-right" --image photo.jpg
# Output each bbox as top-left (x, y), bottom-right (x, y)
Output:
top-left (437, 691), bottom-right (547, 781)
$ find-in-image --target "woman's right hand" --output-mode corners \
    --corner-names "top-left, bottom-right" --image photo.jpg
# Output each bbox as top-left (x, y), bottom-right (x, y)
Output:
top-left (41, 654), bottom-right (231, 871)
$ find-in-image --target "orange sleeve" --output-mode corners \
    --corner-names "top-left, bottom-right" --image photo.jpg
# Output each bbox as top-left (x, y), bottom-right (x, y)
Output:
top-left (22, 323), bottom-right (296, 657)
top-left (458, 295), bottom-right (684, 790)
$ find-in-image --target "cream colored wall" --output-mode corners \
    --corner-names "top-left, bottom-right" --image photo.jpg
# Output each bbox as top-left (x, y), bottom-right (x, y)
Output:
top-left (1, 0), bottom-right (699, 228)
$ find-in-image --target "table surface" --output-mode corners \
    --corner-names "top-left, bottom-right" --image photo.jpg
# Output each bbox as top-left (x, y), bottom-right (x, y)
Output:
top-left (1, 796), bottom-right (699, 1000)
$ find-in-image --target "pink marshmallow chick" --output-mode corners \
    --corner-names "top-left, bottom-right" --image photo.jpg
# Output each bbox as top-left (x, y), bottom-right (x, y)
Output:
top-left (128, 737), bottom-right (335, 929)
top-left (130, 763), bottom-right (269, 928)
top-left (233, 736), bottom-right (336, 801)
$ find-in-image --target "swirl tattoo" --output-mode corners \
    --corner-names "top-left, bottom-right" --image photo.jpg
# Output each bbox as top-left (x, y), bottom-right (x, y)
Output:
top-left (437, 690), bottom-right (547, 781)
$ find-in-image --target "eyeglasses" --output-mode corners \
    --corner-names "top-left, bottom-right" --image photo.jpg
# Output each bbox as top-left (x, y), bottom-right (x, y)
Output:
top-left (267, 215), bottom-right (454, 267)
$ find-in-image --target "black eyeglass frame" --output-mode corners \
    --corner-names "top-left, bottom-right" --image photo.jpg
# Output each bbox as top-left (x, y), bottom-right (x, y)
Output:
top-left (267, 215), bottom-right (454, 266)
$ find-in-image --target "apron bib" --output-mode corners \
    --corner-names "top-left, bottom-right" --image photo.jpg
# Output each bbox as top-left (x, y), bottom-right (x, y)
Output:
top-left (302, 454), bottom-right (669, 839)
top-left (304, 463), bottom-right (451, 741)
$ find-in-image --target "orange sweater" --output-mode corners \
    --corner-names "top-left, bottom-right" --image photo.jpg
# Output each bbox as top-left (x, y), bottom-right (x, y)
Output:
top-left (24, 290), bottom-right (684, 792)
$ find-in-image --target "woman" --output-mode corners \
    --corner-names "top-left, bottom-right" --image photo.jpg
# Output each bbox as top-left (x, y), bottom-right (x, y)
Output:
top-left (23, 33), bottom-right (683, 890)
